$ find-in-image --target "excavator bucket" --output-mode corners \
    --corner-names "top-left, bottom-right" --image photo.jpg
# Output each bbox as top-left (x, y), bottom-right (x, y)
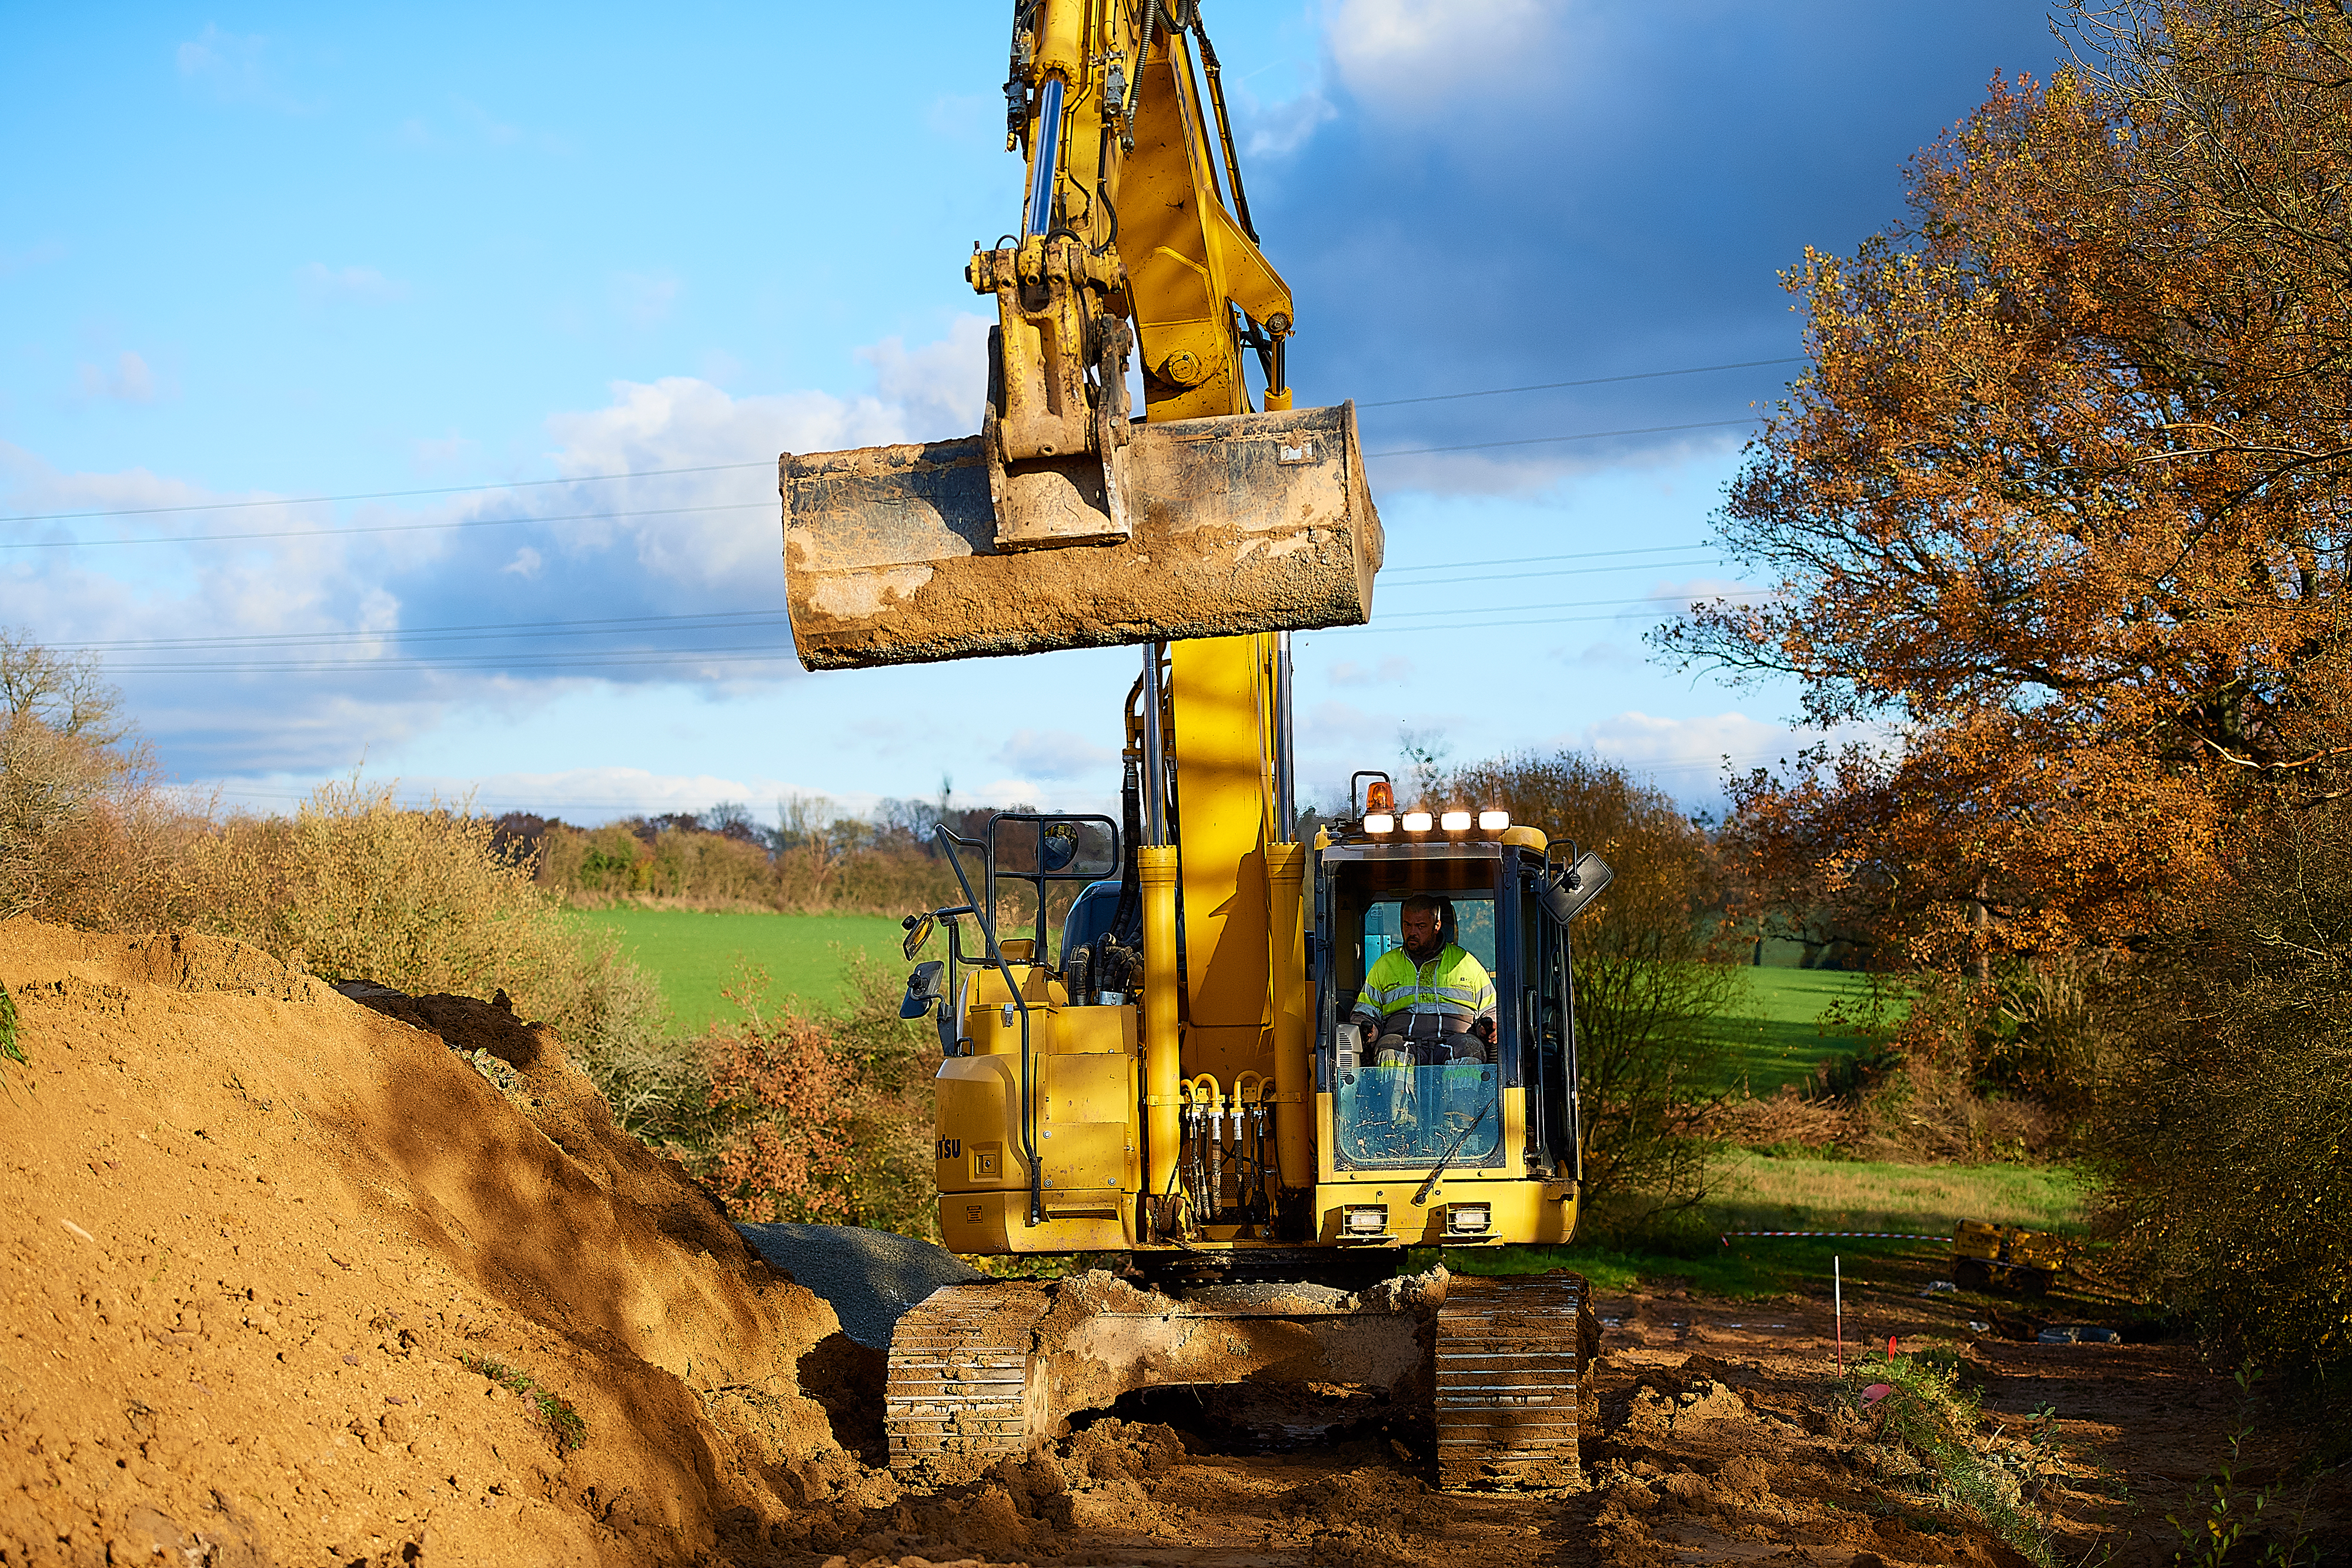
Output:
top-left (780, 402), bottom-right (1382, 670)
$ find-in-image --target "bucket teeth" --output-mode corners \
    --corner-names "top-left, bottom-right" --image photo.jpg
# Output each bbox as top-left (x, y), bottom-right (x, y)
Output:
top-left (780, 403), bottom-right (1382, 670)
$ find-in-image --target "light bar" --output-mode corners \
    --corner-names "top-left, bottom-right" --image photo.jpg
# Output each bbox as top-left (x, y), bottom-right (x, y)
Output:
top-left (1401, 811), bottom-right (1433, 833)
top-left (1364, 813), bottom-right (1395, 834)
top-left (1478, 810), bottom-right (1510, 831)
top-left (1342, 1204), bottom-right (1388, 1233)
top-left (1440, 810), bottom-right (1472, 832)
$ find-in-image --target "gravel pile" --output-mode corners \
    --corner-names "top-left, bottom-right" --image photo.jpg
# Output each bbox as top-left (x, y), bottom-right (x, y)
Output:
top-left (737, 1222), bottom-right (988, 1348)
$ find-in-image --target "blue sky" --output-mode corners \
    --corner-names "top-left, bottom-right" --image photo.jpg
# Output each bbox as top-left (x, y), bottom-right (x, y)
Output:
top-left (2, 2), bottom-right (2066, 827)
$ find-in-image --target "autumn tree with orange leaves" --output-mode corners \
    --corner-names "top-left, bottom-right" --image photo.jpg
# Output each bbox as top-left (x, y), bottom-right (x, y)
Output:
top-left (1656, 1), bottom-right (2352, 971)
top-left (1655, 1), bottom-right (2352, 1385)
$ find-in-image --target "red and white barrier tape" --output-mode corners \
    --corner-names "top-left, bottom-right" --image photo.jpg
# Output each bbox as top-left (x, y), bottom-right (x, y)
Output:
top-left (1719, 1229), bottom-right (1946, 1248)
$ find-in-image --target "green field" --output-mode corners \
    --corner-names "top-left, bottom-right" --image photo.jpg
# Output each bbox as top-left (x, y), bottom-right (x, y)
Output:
top-left (564, 908), bottom-right (905, 1033)
top-left (1703, 967), bottom-right (1889, 1096)
top-left (576, 910), bottom-right (1895, 1071)
top-left (1436, 1153), bottom-right (2089, 1296)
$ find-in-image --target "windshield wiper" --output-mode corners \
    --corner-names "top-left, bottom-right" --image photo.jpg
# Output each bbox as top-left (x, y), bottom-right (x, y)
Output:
top-left (1412, 1096), bottom-right (1494, 1207)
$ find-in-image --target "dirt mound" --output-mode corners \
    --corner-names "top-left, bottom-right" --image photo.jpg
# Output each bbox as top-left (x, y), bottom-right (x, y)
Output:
top-left (0, 920), bottom-right (881, 1567)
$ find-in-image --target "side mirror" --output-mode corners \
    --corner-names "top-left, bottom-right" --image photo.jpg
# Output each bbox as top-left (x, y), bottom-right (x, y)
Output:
top-left (901, 911), bottom-right (936, 960)
top-left (1041, 823), bottom-right (1080, 871)
top-left (900, 959), bottom-right (946, 1019)
top-left (1539, 851), bottom-right (1615, 924)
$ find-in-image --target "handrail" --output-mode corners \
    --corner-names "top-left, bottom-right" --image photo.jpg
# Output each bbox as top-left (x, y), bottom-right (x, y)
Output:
top-left (931, 813), bottom-right (1121, 1229)
top-left (933, 824), bottom-right (1045, 1225)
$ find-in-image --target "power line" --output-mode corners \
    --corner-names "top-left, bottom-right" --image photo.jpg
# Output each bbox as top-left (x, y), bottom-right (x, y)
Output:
top-left (1375, 589), bottom-right (1764, 623)
top-left (0, 499), bottom-right (771, 551)
top-left (0, 354), bottom-right (1793, 529)
top-left (38, 543), bottom-right (1746, 655)
top-left (96, 645), bottom-right (805, 675)
top-left (1386, 557), bottom-right (1729, 591)
top-left (2, 416), bottom-right (1751, 548)
top-left (48, 609), bottom-right (791, 654)
top-left (97, 589), bottom-right (1765, 671)
top-left (1367, 419), bottom-right (1754, 460)
top-left (0, 460), bottom-right (776, 525)
top-left (1382, 543), bottom-right (1717, 576)
top-left (1358, 358), bottom-right (1799, 410)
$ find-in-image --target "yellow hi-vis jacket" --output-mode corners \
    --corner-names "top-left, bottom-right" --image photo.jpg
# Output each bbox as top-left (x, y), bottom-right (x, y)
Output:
top-left (1352, 943), bottom-right (1496, 1032)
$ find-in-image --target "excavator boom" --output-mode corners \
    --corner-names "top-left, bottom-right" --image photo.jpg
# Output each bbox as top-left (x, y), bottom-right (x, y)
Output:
top-left (780, 0), bottom-right (1381, 667)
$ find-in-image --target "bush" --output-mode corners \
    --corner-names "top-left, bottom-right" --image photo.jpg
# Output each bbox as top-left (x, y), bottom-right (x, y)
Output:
top-left (174, 778), bottom-right (660, 1054)
top-left (2093, 804), bottom-right (2352, 1389)
top-left (1448, 749), bottom-right (1741, 1235)
top-left (697, 951), bottom-right (941, 1237)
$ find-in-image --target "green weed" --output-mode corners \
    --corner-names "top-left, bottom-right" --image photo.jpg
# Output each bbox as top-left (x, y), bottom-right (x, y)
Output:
top-left (2164, 1363), bottom-right (2320, 1566)
top-left (0, 984), bottom-right (22, 1092)
top-left (1848, 1348), bottom-right (2057, 1567)
top-left (458, 1353), bottom-right (586, 1456)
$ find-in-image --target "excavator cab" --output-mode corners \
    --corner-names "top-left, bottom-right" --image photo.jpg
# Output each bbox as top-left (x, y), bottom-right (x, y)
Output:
top-left (1314, 824), bottom-right (1593, 1227)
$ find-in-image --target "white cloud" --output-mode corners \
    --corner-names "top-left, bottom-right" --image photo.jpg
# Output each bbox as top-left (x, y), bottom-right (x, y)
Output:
top-left (1573, 710), bottom-right (1900, 802)
top-left (997, 728), bottom-right (1117, 783)
top-left (1242, 89), bottom-right (1339, 158)
top-left (1325, 0), bottom-right (1559, 120)
top-left (75, 351), bottom-right (155, 404)
top-left (1328, 656), bottom-right (1413, 687)
top-left (0, 319), bottom-right (1018, 778)
top-left (204, 767), bottom-right (885, 827)
top-left (297, 263), bottom-right (410, 306)
top-left (856, 315), bottom-right (991, 442)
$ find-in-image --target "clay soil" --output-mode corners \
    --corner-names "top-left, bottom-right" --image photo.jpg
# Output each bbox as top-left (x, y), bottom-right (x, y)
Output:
top-left (3, 917), bottom-right (2343, 1568)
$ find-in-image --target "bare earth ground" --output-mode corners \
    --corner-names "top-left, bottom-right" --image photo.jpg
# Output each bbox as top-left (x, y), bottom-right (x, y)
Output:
top-left (3, 918), bottom-right (2343, 1568)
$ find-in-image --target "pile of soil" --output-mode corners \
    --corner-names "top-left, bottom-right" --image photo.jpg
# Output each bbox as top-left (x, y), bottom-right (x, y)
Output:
top-left (0, 921), bottom-right (882, 1566)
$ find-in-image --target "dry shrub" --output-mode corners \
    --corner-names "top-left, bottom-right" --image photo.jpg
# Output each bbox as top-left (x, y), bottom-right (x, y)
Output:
top-left (0, 714), bottom-right (207, 930)
top-left (1703, 1085), bottom-right (1862, 1154)
top-left (698, 954), bottom-right (943, 1236)
top-left (705, 978), bottom-right (861, 1222)
top-left (1812, 962), bottom-right (2094, 1164)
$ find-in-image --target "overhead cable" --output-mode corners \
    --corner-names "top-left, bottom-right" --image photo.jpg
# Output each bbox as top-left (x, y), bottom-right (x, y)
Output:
top-left (0, 353), bottom-right (1798, 527)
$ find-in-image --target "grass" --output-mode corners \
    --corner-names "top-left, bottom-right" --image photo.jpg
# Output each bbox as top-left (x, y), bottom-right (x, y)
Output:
top-left (1848, 1347), bottom-right (2059, 1566)
top-left (1715, 1152), bottom-right (2089, 1236)
top-left (458, 1352), bottom-right (587, 1456)
top-left (562, 909), bottom-right (906, 1033)
top-left (1426, 1152), bottom-right (2090, 1298)
top-left (1701, 967), bottom-right (1889, 1096)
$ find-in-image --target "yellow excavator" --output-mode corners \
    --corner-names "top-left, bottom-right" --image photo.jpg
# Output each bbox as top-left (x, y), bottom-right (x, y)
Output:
top-left (779, 0), bottom-right (1611, 1491)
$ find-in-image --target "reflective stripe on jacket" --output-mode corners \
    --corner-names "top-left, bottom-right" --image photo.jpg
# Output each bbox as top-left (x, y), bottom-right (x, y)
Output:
top-left (1353, 943), bottom-right (1496, 1027)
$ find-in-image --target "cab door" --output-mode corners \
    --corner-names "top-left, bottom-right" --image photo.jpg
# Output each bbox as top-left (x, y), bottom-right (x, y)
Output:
top-left (1521, 877), bottom-right (1580, 1179)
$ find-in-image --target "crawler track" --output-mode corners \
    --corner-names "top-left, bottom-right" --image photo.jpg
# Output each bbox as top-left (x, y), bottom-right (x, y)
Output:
top-left (884, 1283), bottom-right (1049, 1477)
top-left (1434, 1271), bottom-right (1598, 1490)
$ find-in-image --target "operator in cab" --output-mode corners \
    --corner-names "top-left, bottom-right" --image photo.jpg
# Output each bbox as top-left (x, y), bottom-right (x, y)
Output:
top-left (1349, 892), bottom-right (1498, 1065)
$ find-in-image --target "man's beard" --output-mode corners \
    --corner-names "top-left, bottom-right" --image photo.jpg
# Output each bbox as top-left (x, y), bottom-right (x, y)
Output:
top-left (1402, 934), bottom-right (1442, 962)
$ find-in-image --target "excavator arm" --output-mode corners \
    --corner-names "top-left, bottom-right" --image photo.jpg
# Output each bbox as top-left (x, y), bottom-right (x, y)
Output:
top-left (780, 0), bottom-right (1382, 670)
